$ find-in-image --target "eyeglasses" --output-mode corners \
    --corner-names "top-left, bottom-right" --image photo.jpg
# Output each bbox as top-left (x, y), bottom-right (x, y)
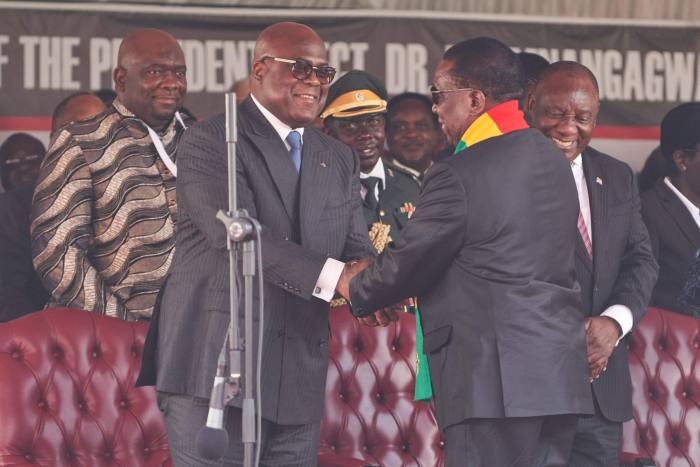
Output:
top-left (333, 114), bottom-right (385, 136)
top-left (429, 85), bottom-right (474, 106)
top-left (261, 57), bottom-right (336, 85)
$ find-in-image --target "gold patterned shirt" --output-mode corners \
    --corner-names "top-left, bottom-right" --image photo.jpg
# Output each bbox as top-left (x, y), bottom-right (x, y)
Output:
top-left (30, 99), bottom-right (189, 320)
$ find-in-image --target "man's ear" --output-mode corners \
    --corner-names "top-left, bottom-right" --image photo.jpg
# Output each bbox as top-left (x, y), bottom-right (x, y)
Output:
top-left (252, 60), bottom-right (266, 83)
top-left (470, 89), bottom-right (487, 115)
top-left (113, 66), bottom-right (126, 93)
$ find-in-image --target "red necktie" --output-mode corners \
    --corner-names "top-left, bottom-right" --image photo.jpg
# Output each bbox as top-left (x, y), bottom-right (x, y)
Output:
top-left (578, 211), bottom-right (593, 258)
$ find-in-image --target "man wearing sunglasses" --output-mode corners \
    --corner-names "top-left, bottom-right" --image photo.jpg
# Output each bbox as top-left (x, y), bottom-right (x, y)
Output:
top-left (141, 22), bottom-right (374, 466)
top-left (322, 70), bottom-right (420, 254)
top-left (337, 38), bottom-right (595, 466)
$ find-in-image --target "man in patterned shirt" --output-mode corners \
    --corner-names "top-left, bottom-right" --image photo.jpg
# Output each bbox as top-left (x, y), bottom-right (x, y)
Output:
top-left (30, 28), bottom-right (189, 320)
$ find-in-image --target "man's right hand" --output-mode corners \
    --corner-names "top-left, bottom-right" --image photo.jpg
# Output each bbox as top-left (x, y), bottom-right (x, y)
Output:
top-left (335, 257), bottom-right (372, 301)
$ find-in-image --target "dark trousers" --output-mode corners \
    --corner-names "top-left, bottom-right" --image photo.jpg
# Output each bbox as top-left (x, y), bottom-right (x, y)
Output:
top-left (568, 408), bottom-right (622, 467)
top-left (158, 392), bottom-right (320, 467)
top-left (443, 415), bottom-right (579, 467)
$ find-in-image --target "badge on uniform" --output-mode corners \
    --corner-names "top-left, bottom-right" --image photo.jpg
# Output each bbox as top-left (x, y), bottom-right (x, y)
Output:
top-left (400, 202), bottom-right (416, 218)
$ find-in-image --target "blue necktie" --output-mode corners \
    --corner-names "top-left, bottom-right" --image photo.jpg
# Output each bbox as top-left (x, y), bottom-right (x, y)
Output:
top-left (286, 130), bottom-right (302, 173)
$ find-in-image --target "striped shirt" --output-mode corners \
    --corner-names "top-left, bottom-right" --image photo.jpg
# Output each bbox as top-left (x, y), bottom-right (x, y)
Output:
top-left (30, 99), bottom-right (190, 320)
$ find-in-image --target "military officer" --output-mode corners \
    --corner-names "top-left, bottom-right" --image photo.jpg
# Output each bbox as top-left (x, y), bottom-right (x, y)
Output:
top-left (322, 70), bottom-right (420, 253)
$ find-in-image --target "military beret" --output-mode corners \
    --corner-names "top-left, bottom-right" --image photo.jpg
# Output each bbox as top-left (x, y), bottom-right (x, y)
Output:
top-left (321, 69), bottom-right (388, 119)
top-left (660, 102), bottom-right (700, 158)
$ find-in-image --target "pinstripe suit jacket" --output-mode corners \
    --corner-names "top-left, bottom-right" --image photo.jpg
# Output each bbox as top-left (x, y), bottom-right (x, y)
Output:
top-left (142, 97), bottom-right (372, 425)
top-left (576, 146), bottom-right (658, 423)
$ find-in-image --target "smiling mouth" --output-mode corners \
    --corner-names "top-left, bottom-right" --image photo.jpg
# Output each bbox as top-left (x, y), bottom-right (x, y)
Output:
top-left (550, 136), bottom-right (577, 151)
top-left (295, 93), bottom-right (318, 102)
top-left (357, 146), bottom-right (378, 156)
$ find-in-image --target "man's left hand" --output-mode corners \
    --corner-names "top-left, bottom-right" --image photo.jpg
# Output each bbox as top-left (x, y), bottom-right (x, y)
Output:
top-left (585, 316), bottom-right (622, 381)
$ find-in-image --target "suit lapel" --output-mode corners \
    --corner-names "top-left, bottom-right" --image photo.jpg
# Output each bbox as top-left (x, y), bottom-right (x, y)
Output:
top-left (657, 180), bottom-right (700, 248)
top-left (298, 130), bottom-right (332, 243)
top-left (241, 99), bottom-right (299, 220)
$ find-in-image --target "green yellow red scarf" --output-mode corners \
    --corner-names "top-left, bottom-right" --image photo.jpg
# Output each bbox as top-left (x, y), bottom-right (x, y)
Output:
top-left (414, 99), bottom-right (528, 402)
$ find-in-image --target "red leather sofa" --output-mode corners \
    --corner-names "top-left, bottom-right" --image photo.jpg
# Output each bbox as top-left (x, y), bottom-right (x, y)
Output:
top-left (622, 307), bottom-right (700, 467)
top-left (318, 306), bottom-right (444, 467)
top-left (0, 308), bottom-right (170, 467)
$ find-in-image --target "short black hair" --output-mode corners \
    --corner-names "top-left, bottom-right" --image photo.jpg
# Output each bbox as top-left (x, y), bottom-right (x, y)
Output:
top-left (51, 92), bottom-right (92, 132)
top-left (442, 37), bottom-right (524, 103)
top-left (386, 92), bottom-right (439, 128)
top-left (537, 61), bottom-right (600, 96)
top-left (94, 89), bottom-right (117, 106)
top-left (518, 52), bottom-right (550, 85)
top-left (660, 102), bottom-right (700, 176)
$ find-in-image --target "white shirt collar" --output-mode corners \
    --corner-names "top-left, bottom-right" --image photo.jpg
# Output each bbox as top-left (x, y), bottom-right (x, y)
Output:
top-left (664, 176), bottom-right (700, 226)
top-left (360, 157), bottom-right (386, 190)
top-left (570, 153), bottom-right (583, 169)
top-left (250, 93), bottom-right (304, 149)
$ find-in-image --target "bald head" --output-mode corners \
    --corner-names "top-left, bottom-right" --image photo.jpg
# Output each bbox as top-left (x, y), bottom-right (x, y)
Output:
top-left (529, 61), bottom-right (600, 161)
top-left (52, 93), bottom-right (107, 135)
top-left (253, 22), bottom-right (323, 62)
top-left (114, 28), bottom-right (187, 130)
top-left (250, 22), bottom-right (330, 128)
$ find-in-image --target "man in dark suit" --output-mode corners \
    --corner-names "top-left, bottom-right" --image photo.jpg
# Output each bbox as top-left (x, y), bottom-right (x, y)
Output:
top-left (140, 22), bottom-right (373, 466)
top-left (529, 61), bottom-right (658, 466)
top-left (338, 38), bottom-right (594, 467)
top-left (642, 102), bottom-right (700, 317)
top-left (321, 70), bottom-right (420, 253)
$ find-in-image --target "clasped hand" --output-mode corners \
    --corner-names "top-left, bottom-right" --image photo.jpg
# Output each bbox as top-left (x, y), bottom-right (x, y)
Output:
top-left (335, 258), bottom-right (400, 327)
top-left (585, 316), bottom-right (622, 382)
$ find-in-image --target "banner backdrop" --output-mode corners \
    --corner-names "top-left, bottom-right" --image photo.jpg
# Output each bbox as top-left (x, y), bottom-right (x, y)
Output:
top-left (2, 6), bottom-right (700, 166)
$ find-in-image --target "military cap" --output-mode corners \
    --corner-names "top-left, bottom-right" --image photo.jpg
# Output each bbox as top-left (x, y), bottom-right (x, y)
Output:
top-left (321, 69), bottom-right (388, 119)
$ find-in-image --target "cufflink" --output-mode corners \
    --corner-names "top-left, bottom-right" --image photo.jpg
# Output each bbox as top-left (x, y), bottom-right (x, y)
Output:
top-left (314, 287), bottom-right (321, 294)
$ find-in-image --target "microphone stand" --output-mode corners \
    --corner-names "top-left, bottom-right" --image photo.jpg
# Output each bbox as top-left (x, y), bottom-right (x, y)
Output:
top-left (214, 92), bottom-right (260, 467)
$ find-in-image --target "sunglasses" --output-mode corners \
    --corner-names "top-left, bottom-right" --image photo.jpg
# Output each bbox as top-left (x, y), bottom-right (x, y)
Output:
top-left (429, 85), bottom-right (474, 106)
top-left (261, 56), bottom-right (336, 85)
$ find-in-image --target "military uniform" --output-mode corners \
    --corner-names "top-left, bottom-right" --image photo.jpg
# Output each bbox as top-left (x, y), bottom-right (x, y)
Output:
top-left (362, 160), bottom-right (419, 253)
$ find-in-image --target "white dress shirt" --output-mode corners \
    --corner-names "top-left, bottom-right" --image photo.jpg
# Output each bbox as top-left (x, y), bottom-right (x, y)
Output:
top-left (360, 157), bottom-right (386, 203)
top-left (251, 93), bottom-right (344, 302)
top-left (571, 154), bottom-right (633, 340)
top-left (664, 177), bottom-right (700, 228)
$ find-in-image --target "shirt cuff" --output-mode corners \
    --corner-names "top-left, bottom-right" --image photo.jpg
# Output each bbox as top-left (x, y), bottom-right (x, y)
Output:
top-left (601, 304), bottom-right (633, 345)
top-left (312, 258), bottom-right (345, 302)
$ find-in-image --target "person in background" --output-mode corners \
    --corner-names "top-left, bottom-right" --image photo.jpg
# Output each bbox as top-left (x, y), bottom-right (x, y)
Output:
top-left (0, 133), bottom-right (45, 192)
top-left (230, 76), bottom-right (251, 104)
top-left (0, 133), bottom-right (47, 321)
top-left (385, 92), bottom-right (446, 181)
top-left (642, 102), bottom-right (700, 317)
top-left (518, 51), bottom-right (549, 122)
top-left (94, 88), bottom-right (117, 107)
top-left (322, 70), bottom-right (420, 253)
top-left (51, 92), bottom-right (107, 136)
top-left (31, 28), bottom-right (190, 321)
top-left (530, 61), bottom-right (657, 467)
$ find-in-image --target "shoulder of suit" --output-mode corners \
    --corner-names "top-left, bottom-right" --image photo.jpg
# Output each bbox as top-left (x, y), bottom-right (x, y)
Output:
top-left (384, 161), bottom-right (421, 185)
top-left (584, 146), bottom-right (635, 178)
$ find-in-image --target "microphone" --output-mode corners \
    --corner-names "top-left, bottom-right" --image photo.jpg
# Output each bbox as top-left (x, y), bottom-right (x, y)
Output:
top-left (196, 347), bottom-right (229, 459)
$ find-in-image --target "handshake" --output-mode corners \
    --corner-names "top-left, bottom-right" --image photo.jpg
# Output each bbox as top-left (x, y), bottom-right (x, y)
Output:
top-left (334, 257), bottom-right (402, 327)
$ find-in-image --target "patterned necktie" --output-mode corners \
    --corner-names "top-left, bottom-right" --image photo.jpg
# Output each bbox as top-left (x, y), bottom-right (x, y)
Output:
top-left (578, 211), bottom-right (593, 258)
top-left (360, 177), bottom-right (381, 210)
top-left (286, 130), bottom-right (302, 172)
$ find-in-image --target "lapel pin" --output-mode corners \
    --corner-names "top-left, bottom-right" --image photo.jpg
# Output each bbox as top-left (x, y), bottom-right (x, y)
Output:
top-left (320, 162), bottom-right (327, 168)
top-left (596, 177), bottom-right (603, 185)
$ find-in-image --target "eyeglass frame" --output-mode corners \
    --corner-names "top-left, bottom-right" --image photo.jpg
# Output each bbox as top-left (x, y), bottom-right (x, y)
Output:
top-left (429, 85), bottom-right (475, 106)
top-left (259, 56), bottom-right (337, 85)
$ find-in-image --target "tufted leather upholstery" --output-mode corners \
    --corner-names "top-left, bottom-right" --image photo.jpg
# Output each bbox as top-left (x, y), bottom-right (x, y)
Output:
top-left (319, 306), bottom-right (444, 467)
top-left (0, 308), bottom-right (170, 467)
top-left (622, 307), bottom-right (700, 466)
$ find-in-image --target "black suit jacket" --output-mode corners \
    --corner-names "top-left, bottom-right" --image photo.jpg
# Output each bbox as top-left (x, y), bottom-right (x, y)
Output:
top-left (349, 128), bottom-right (594, 429)
top-left (642, 178), bottom-right (700, 316)
top-left (576, 146), bottom-right (658, 423)
top-left (139, 97), bottom-right (372, 425)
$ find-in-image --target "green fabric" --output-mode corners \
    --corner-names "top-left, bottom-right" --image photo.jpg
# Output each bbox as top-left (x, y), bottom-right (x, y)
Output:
top-left (414, 306), bottom-right (433, 401)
